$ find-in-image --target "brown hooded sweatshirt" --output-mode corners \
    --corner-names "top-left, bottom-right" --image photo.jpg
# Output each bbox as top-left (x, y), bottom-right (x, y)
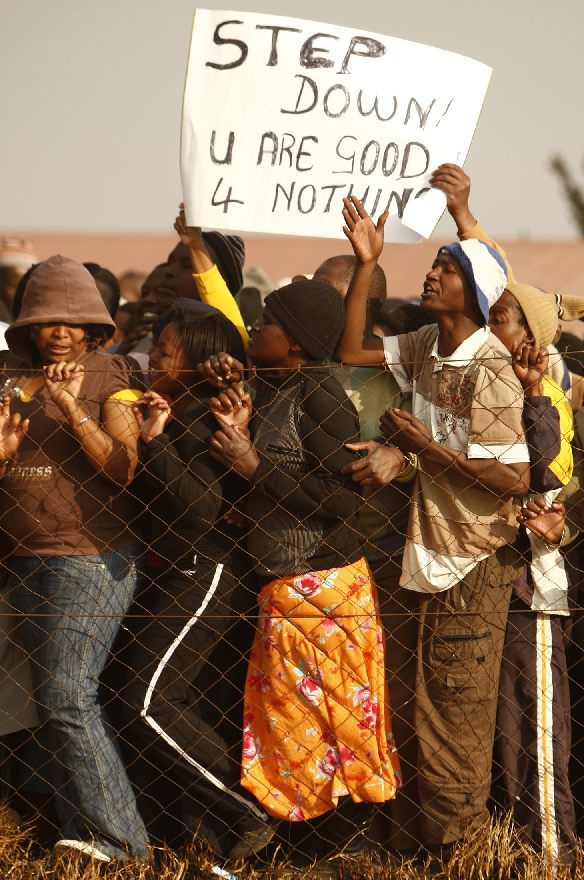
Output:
top-left (0, 256), bottom-right (138, 556)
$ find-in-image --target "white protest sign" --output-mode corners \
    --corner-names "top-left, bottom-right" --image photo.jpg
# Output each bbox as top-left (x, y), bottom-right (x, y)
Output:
top-left (181, 10), bottom-right (491, 241)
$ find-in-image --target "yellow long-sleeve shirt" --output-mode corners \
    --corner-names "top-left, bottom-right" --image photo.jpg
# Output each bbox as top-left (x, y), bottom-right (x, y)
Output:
top-left (193, 264), bottom-right (249, 346)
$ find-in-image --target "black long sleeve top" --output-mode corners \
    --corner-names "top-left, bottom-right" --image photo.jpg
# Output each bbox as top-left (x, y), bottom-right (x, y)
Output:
top-left (246, 367), bottom-right (363, 578)
top-left (134, 395), bottom-right (247, 570)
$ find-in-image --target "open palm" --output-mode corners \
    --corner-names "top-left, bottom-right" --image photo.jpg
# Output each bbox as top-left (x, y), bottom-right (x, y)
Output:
top-left (342, 196), bottom-right (387, 263)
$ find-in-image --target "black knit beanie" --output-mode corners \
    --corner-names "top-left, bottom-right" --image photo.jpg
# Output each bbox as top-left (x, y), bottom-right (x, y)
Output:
top-left (265, 279), bottom-right (345, 360)
top-left (202, 231), bottom-right (245, 295)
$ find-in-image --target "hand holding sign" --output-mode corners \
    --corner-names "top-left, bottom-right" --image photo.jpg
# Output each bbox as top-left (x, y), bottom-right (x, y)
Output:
top-left (174, 203), bottom-right (204, 251)
top-left (430, 163), bottom-right (476, 235)
top-left (174, 203), bottom-right (214, 275)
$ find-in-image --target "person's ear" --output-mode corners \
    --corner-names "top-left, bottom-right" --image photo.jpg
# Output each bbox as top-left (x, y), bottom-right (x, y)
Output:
top-left (524, 326), bottom-right (535, 346)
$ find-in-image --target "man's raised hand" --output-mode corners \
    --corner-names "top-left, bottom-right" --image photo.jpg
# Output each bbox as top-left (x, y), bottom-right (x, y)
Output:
top-left (342, 196), bottom-right (387, 265)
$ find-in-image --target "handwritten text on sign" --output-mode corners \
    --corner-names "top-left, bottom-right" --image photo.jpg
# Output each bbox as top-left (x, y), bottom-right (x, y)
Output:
top-left (181, 11), bottom-right (491, 241)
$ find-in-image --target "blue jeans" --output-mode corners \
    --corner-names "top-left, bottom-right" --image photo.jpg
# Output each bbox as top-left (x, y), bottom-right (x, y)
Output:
top-left (8, 547), bottom-right (148, 860)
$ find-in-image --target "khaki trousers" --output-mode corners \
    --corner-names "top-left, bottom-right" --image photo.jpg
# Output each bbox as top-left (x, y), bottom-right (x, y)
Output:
top-left (415, 545), bottom-right (522, 845)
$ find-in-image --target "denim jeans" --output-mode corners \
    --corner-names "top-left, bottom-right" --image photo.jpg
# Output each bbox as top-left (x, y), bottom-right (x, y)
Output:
top-left (8, 547), bottom-right (148, 860)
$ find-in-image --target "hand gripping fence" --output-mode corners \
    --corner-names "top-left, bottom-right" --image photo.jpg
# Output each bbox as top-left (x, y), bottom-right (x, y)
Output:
top-left (0, 358), bottom-right (583, 880)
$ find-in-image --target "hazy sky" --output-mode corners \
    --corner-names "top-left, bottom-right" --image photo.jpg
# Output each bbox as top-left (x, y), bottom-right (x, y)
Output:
top-left (1, 0), bottom-right (583, 238)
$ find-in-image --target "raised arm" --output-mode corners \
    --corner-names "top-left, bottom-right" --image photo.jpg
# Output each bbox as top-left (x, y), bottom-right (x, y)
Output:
top-left (334, 197), bottom-right (387, 365)
top-left (430, 164), bottom-right (516, 282)
top-left (174, 204), bottom-right (249, 345)
top-left (512, 343), bottom-right (574, 492)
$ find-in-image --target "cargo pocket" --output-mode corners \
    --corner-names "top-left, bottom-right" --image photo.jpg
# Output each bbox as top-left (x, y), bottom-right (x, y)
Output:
top-left (427, 629), bottom-right (493, 705)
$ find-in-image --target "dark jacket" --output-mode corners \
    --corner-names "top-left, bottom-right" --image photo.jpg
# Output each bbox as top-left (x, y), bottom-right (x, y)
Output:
top-left (246, 367), bottom-right (362, 577)
top-left (135, 394), bottom-right (246, 569)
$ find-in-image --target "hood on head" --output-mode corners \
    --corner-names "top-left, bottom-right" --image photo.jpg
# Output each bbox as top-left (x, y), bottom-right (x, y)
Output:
top-left (5, 255), bottom-right (115, 363)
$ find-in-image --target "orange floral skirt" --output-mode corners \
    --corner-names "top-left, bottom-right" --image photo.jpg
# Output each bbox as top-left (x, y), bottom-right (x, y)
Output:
top-left (241, 556), bottom-right (401, 821)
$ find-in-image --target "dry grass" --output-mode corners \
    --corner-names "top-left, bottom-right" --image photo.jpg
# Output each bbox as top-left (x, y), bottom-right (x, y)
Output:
top-left (1, 805), bottom-right (583, 880)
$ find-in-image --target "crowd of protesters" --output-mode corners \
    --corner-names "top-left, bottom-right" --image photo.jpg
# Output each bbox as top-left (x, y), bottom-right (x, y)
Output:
top-left (0, 165), bottom-right (583, 875)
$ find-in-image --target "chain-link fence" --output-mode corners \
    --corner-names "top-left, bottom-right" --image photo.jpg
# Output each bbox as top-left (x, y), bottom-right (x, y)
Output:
top-left (0, 355), bottom-right (583, 880)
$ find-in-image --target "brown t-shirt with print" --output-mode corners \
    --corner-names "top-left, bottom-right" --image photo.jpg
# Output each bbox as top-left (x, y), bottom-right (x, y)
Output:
top-left (0, 349), bottom-right (138, 556)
